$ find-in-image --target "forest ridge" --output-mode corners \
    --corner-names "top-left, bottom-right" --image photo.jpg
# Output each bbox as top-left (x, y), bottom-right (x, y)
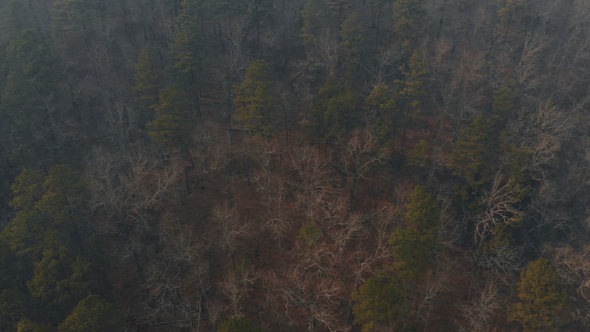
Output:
top-left (0, 0), bottom-right (589, 331)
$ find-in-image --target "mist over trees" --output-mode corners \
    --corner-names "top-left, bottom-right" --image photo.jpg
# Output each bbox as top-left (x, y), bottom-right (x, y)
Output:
top-left (1, 0), bottom-right (590, 330)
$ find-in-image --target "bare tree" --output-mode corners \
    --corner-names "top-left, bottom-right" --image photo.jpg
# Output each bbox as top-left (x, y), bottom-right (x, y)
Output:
top-left (457, 282), bottom-right (501, 332)
top-left (331, 129), bottom-right (384, 211)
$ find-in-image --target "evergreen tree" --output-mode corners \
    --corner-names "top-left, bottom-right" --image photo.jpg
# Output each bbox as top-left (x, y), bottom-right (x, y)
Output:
top-left (2, 29), bottom-right (59, 164)
top-left (509, 258), bottom-right (570, 331)
top-left (367, 84), bottom-right (397, 146)
top-left (352, 272), bottom-right (410, 332)
top-left (233, 59), bottom-right (279, 137)
top-left (58, 294), bottom-right (123, 332)
top-left (9, 168), bottom-right (45, 211)
top-left (340, 12), bottom-right (362, 80)
top-left (492, 85), bottom-right (516, 126)
top-left (169, 0), bottom-right (203, 118)
top-left (148, 84), bottom-right (195, 147)
top-left (448, 115), bottom-right (491, 204)
top-left (15, 318), bottom-right (53, 332)
top-left (301, 0), bottom-right (331, 57)
top-left (389, 185), bottom-right (440, 282)
top-left (395, 49), bottom-right (429, 156)
top-left (36, 164), bottom-right (89, 226)
top-left (496, 0), bottom-right (527, 40)
top-left (393, 0), bottom-right (425, 44)
top-left (132, 44), bottom-right (160, 127)
top-left (218, 316), bottom-right (263, 332)
top-left (311, 76), bottom-right (359, 141)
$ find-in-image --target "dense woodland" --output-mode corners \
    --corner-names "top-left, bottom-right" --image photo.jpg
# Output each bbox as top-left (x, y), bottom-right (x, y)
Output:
top-left (1, 0), bottom-right (590, 330)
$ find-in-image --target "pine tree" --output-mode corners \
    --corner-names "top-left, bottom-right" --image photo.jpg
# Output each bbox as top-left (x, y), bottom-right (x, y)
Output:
top-left (58, 294), bottom-right (123, 332)
top-left (367, 84), bottom-right (397, 146)
top-left (393, 0), bottom-right (425, 43)
top-left (448, 115), bottom-right (491, 203)
top-left (352, 272), bottom-right (410, 332)
top-left (301, 0), bottom-right (331, 57)
top-left (132, 44), bottom-right (160, 127)
top-left (509, 258), bottom-right (570, 331)
top-left (311, 76), bottom-right (359, 141)
top-left (233, 59), bottom-right (279, 138)
top-left (169, 0), bottom-right (204, 117)
top-left (395, 49), bottom-right (429, 156)
top-left (218, 317), bottom-right (263, 332)
top-left (340, 12), bottom-right (361, 80)
top-left (148, 84), bottom-right (195, 147)
top-left (390, 185), bottom-right (440, 282)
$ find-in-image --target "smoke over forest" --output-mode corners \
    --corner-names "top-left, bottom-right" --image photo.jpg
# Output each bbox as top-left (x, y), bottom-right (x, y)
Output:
top-left (0, 0), bottom-right (589, 331)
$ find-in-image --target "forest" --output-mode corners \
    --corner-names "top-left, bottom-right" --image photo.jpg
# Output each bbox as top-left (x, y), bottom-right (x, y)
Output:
top-left (0, 0), bottom-right (589, 331)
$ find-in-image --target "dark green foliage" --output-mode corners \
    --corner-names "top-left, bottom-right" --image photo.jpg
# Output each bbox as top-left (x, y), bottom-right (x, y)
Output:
top-left (509, 258), bottom-right (570, 331)
top-left (393, 0), bottom-right (425, 42)
top-left (340, 12), bottom-right (362, 79)
top-left (367, 84), bottom-right (397, 145)
top-left (0, 166), bottom-right (112, 330)
top-left (58, 294), bottom-right (123, 332)
top-left (492, 85), bottom-right (516, 125)
top-left (0, 288), bottom-right (26, 330)
top-left (390, 185), bottom-right (440, 282)
top-left (407, 139), bottom-right (430, 168)
top-left (352, 272), bottom-right (410, 332)
top-left (301, 0), bottom-right (331, 56)
top-left (10, 168), bottom-right (45, 210)
top-left (311, 76), bottom-right (359, 141)
top-left (1, 209), bottom-right (47, 258)
top-left (26, 230), bottom-right (75, 311)
top-left (396, 49), bottom-right (429, 115)
top-left (133, 44), bottom-right (160, 126)
top-left (218, 316), bottom-right (263, 332)
top-left (497, 0), bottom-right (527, 39)
top-left (298, 222), bottom-right (323, 246)
top-left (448, 115), bottom-right (491, 202)
top-left (16, 318), bottom-right (53, 332)
top-left (148, 84), bottom-right (195, 146)
top-left (36, 165), bottom-right (90, 225)
top-left (2, 29), bottom-right (58, 162)
top-left (233, 59), bottom-right (279, 137)
top-left (5, 30), bottom-right (56, 93)
top-left (169, 0), bottom-right (204, 117)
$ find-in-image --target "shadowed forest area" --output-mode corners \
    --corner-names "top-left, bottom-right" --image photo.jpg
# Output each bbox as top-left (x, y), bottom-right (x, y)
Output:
top-left (1, 0), bottom-right (590, 330)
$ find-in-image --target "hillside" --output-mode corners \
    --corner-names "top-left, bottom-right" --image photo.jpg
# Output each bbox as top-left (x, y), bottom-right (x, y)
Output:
top-left (0, 0), bottom-right (589, 331)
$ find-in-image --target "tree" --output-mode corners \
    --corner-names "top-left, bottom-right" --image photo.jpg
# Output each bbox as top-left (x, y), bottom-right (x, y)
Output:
top-left (148, 84), bottom-right (195, 147)
top-left (352, 272), bottom-right (410, 332)
top-left (26, 230), bottom-right (75, 316)
top-left (367, 84), bottom-right (397, 146)
top-left (233, 59), bottom-right (279, 137)
top-left (218, 316), bottom-right (263, 332)
top-left (492, 85), bottom-right (516, 126)
top-left (448, 115), bottom-right (491, 204)
top-left (509, 258), bottom-right (570, 331)
top-left (301, 0), bottom-right (332, 58)
top-left (390, 185), bottom-right (440, 282)
top-left (15, 318), bottom-right (53, 332)
top-left (2, 29), bottom-right (60, 165)
top-left (36, 164), bottom-right (89, 226)
top-left (311, 76), bottom-right (359, 141)
top-left (169, 0), bottom-right (204, 118)
top-left (340, 12), bottom-right (362, 80)
top-left (0, 288), bottom-right (27, 331)
top-left (132, 44), bottom-right (161, 127)
top-left (395, 49), bottom-right (429, 157)
top-left (393, 0), bottom-right (425, 44)
top-left (58, 294), bottom-right (123, 332)
top-left (496, 0), bottom-right (527, 40)
top-left (9, 168), bottom-right (45, 210)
